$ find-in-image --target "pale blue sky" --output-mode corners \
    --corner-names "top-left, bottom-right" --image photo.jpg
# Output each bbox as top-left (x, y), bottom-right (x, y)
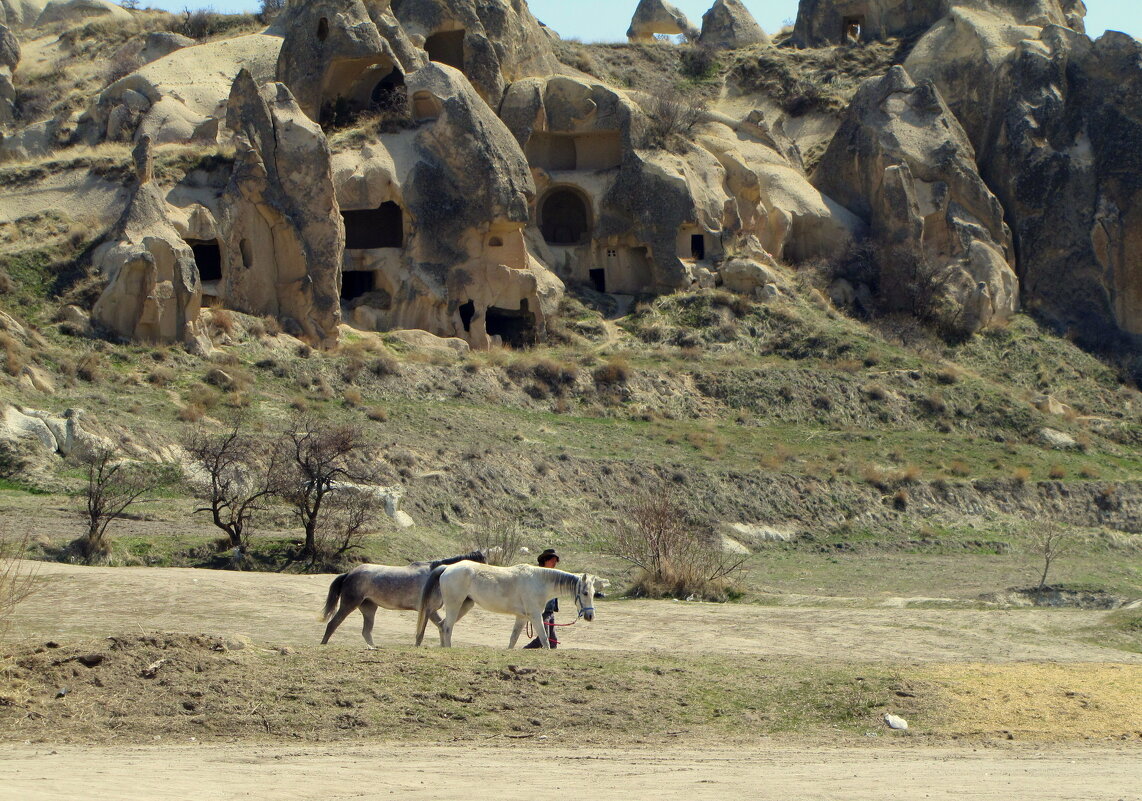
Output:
top-left (148, 1), bottom-right (1140, 42)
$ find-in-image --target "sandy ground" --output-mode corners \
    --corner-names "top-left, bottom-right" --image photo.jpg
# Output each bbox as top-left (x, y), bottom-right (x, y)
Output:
top-left (1, 743), bottom-right (1139, 801)
top-left (8, 561), bottom-right (1140, 663)
top-left (3, 561), bottom-right (1140, 799)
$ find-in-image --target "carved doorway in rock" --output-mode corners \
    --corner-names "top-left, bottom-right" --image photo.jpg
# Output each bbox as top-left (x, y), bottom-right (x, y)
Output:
top-left (425, 30), bottom-right (465, 71)
top-left (342, 201), bottom-right (404, 250)
top-left (186, 241), bottom-right (221, 294)
top-left (539, 186), bottom-right (591, 246)
top-left (486, 300), bottom-right (536, 348)
top-left (341, 270), bottom-right (374, 302)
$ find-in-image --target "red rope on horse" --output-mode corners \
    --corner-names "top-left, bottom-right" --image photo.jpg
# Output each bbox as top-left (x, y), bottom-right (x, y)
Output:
top-left (525, 619), bottom-right (577, 638)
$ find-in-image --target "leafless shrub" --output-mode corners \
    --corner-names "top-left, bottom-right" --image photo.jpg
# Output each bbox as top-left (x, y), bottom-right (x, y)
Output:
top-left (0, 439), bottom-right (31, 480)
top-left (641, 87), bottom-right (706, 152)
top-left (257, 0), bottom-right (286, 22)
top-left (1, 530), bottom-right (37, 645)
top-left (313, 484), bottom-right (383, 561)
top-left (468, 513), bottom-right (526, 566)
top-left (602, 489), bottom-right (745, 600)
top-left (69, 445), bottom-right (171, 562)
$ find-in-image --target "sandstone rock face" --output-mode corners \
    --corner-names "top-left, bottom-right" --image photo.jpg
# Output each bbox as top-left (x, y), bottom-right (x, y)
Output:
top-left (0, 23), bottom-right (17, 126)
top-left (0, 0), bottom-right (48, 28)
top-left (79, 32), bottom-right (281, 147)
top-left (792, 0), bottom-right (1083, 47)
top-left (812, 66), bottom-right (1017, 331)
top-left (699, 0), bottom-right (771, 49)
top-left (627, 0), bottom-right (698, 42)
top-left (500, 73), bottom-right (861, 295)
top-left (982, 28), bottom-right (1142, 343)
top-left (92, 137), bottom-right (204, 345)
top-left (139, 32), bottom-right (195, 65)
top-left (903, 5), bottom-right (1043, 150)
top-left (334, 63), bottom-right (562, 348)
top-left (275, 0), bottom-right (422, 123)
top-left (35, 0), bottom-right (128, 27)
top-left (391, 0), bottom-right (558, 104)
top-left (219, 71), bottom-right (342, 348)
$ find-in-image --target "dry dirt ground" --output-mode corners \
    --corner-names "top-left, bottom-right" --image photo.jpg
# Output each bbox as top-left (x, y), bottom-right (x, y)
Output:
top-left (1, 561), bottom-right (1140, 800)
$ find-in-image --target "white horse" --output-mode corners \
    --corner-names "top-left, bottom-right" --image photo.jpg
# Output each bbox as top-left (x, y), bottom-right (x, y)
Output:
top-left (415, 562), bottom-right (604, 649)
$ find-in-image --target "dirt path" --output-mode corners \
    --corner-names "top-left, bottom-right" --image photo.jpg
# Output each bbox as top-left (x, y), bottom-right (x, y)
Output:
top-left (8, 561), bottom-right (1139, 664)
top-left (2, 743), bottom-right (1140, 801)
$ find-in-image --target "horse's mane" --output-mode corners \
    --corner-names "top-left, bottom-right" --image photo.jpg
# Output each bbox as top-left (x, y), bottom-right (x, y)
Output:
top-left (548, 568), bottom-right (583, 595)
top-left (424, 549), bottom-right (487, 570)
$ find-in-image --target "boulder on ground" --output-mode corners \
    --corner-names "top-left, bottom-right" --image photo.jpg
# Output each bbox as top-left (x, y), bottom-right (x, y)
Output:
top-left (139, 32), bottom-right (195, 65)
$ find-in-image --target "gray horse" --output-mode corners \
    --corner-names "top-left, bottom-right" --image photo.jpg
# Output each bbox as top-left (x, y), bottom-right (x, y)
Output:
top-left (320, 550), bottom-right (486, 647)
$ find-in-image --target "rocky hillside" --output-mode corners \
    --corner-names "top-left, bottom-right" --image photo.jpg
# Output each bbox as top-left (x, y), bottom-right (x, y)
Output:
top-left (1, 1), bottom-right (1141, 582)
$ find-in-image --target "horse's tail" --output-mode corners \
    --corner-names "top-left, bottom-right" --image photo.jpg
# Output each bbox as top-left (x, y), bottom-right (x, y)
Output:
top-left (415, 564), bottom-right (447, 646)
top-left (320, 573), bottom-right (347, 622)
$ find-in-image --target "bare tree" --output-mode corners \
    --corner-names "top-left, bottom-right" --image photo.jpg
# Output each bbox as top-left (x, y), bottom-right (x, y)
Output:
top-left (1030, 521), bottom-right (1075, 593)
top-left (183, 417), bottom-right (282, 561)
top-left (71, 445), bottom-right (168, 562)
top-left (603, 489), bottom-right (746, 599)
top-left (278, 417), bottom-right (376, 563)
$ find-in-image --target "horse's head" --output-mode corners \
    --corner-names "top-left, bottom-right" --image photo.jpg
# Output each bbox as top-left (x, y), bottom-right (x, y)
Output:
top-left (575, 574), bottom-right (607, 622)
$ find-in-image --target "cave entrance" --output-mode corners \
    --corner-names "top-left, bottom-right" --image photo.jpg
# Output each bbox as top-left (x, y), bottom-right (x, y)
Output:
top-left (589, 268), bottom-right (606, 293)
top-left (425, 30), bottom-right (465, 71)
top-left (539, 187), bottom-right (591, 246)
top-left (341, 270), bottom-right (374, 301)
top-left (187, 239), bottom-right (223, 284)
top-left (485, 300), bottom-right (536, 348)
top-left (342, 201), bottom-right (403, 249)
top-left (370, 67), bottom-right (406, 111)
top-left (459, 299), bottom-right (475, 332)
top-left (690, 234), bottom-right (705, 260)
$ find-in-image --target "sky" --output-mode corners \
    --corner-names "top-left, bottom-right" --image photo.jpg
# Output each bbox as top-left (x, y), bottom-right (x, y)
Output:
top-left (149, 1), bottom-right (1141, 42)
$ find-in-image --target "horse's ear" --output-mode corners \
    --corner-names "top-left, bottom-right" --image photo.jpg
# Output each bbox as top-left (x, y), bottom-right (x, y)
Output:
top-left (581, 572), bottom-right (588, 581)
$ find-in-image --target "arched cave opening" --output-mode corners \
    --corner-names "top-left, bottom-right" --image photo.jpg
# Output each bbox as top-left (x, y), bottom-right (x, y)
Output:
top-left (341, 270), bottom-right (374, 302)
top-left (371, 67), bottom-right (406, 111)
top-left (187, 239), bottom-right (223, 283)
top-left (425, 30), bottom-right (465, 71)
top-left (539, 187), bottom-right (591, 246)
top-left (342, 201), bottom-right (404, 249)
top-left (486, 299), bottom-right (536, 349)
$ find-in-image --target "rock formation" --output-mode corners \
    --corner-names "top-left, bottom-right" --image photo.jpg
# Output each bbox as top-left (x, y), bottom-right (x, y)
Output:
top-left (0, 23), bottom-right (17, 125)
top-left (982, 28), bottom-right (1142, 344)
top-left (627, 0), bottom-right (699, 43)
top-left (812, 66), bottom-right (1017, 331)
top-left (334, 63), bottom-right (562, 347)
top-left (218, 70), bottom-right (342, 348)
top-left (699, 0), bottom-right (771, 50)
top-left (390, 0), bottom-right (558, 104)
top-left (35, 0), bottom-right (128, 27)
top-left (793, 0), bottom-right (1084, 47)
top-left (91, 136), bottom-right (205, 345)
top-left (275, 0), bottom-right (423, 123)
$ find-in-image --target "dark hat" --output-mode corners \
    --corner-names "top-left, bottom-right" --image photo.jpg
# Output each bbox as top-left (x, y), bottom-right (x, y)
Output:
top-left (537, 548), bottom-right (560, 565)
